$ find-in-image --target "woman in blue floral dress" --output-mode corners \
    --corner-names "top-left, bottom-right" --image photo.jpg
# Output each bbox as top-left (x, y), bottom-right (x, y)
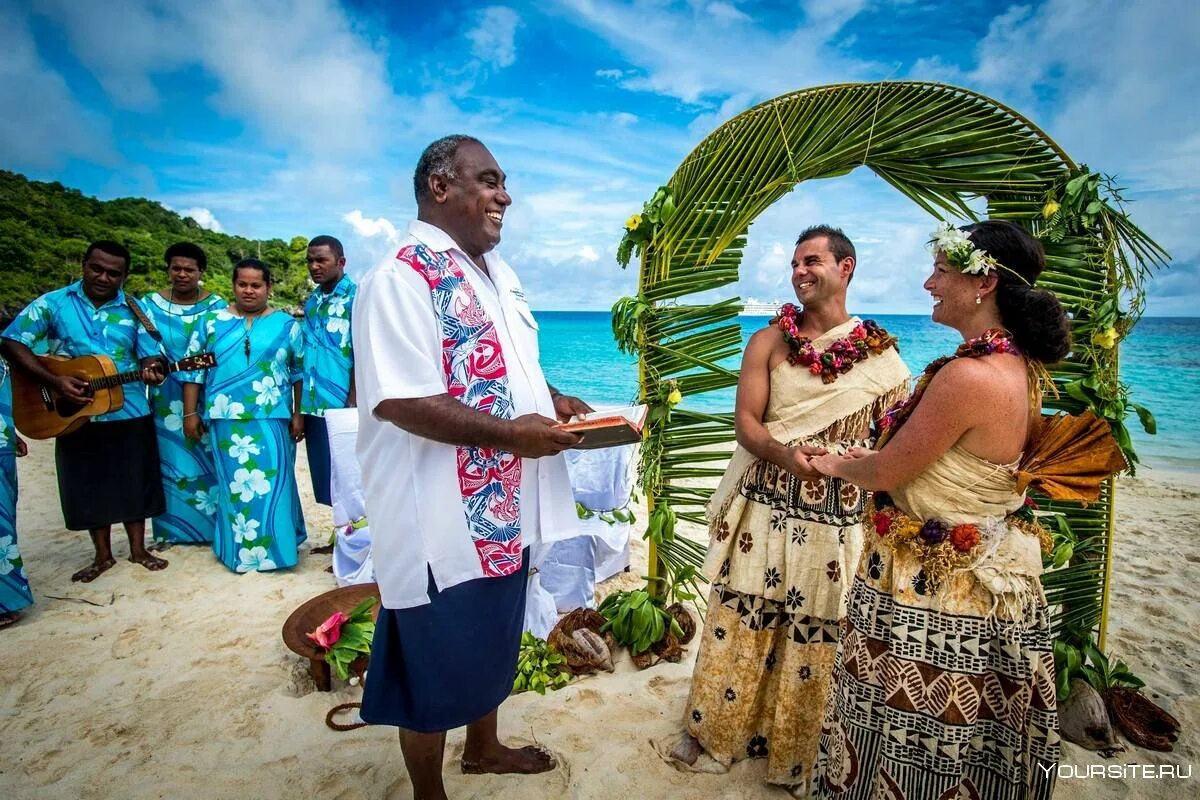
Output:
top-left (143, 242), bottom-right (227, 544)
top-left (182, 259), bottom-right (307, 573)
top-left (1, 360), bottom-right (33, 627)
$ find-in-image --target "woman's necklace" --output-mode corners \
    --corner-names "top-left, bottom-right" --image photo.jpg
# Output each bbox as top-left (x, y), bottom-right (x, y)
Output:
top-left (876, 328), bottom-right (1021, 446)
top-left (167, 288), bottom-right (202, 358)
top-left (240, 308), bottom-right (265, 363)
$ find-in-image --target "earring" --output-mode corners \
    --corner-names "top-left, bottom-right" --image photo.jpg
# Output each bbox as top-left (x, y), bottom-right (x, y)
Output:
top-left (975, 293), bottom-right (982, 305)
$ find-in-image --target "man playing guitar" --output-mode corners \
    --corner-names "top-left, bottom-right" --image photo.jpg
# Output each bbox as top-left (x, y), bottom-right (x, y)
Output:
top-left (1, 240), bottom-right (170, 582)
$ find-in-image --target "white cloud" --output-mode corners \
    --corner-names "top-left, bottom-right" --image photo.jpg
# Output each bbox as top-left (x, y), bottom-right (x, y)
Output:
top-left (468, 7), bottom-right (523, 69)
top-left (33, 0), bottom-right (398, 156)
top-left (0, 4), bottom-right (116, 169)
top-left (342, 210), bottom-right (399, 241)
top-left (181, 207), bottom-right (223, 232)
top-left (705, 2), bottom-right (750, 23)
top-left (907, 0), bottom-right (1200, 315)
top-left (32, 0), bottom-right (185, 110)
top-left (556, 0), bottom-right (877, 104)
top-left (595, 68), bottom-right (626, 80)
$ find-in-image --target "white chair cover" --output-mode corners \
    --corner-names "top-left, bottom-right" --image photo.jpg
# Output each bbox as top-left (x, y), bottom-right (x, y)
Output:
top-left (535, 444), bottom-right (636, 612)
top-left (324, 408), bottom-right (374, 586)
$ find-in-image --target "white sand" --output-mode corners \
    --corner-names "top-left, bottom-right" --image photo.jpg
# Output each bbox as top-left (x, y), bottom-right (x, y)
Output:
top-left (0, 440), bottom-right (1196, 798)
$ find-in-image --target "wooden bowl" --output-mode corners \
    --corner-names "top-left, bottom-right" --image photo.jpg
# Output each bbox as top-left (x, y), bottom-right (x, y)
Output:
top-left (281, 582), bottom-right (381, 690)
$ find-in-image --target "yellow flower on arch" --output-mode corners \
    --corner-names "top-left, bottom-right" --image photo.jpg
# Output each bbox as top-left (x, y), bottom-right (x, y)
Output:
top-left (1091, 327), bottom-right (1118, 349)
top-left (625, 214), bottom-right (642, 231)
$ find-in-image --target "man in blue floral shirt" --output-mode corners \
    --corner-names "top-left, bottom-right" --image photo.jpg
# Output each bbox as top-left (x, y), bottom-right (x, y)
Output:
top-left (0, 240), bottom-right (169, 582)
top-left (300, 235), bottom-right (356, 507)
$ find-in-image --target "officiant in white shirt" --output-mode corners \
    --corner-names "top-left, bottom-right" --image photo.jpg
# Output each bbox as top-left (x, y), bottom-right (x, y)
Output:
top-left (352, 134), bottom-right (592, 799)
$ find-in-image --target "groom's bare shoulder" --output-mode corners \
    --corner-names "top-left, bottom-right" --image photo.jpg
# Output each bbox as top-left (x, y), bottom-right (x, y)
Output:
top-left (746, 325), bottom-right (789, 371)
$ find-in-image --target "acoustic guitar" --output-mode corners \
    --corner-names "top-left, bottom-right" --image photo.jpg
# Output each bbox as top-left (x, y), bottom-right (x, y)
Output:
top-left (10, 352), bottom-right (217, 439)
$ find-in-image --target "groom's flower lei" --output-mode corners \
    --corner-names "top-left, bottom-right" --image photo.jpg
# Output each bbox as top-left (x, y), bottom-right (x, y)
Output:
top-left (928, 221), bottom-right (1001, 276)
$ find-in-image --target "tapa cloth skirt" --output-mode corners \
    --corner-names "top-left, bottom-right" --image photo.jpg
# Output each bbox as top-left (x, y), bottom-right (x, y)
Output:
top-left (55, 415), bottom-right (165, 530)
top-left (361, 551), bottom-right (530, 732)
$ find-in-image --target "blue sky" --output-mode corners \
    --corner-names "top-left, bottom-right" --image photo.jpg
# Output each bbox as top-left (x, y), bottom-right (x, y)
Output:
top-left (3, 0), bottom-right (1197, 314)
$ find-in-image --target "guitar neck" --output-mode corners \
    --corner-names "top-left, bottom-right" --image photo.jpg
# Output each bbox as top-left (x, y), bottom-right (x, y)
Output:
top-left (88, 359), bottom-right (189, 391)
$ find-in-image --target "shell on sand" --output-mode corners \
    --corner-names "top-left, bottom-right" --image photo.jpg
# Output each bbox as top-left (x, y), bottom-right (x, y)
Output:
top-left (1106, 687), bottom-right (1181, 752)
top-left (665, 602), bottom-right (696, 645)
top-left (570, 628), bottom-right (614, 672)
top-left (630, 632), bottom-right (684, 670)
top-left (1060, 679), bottom-right (1124, 754)
top-left (549, 608), bottom-right (617, 674)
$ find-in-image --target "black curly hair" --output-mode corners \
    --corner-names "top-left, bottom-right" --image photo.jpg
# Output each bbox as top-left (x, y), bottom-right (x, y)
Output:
top-left (962, 220), bottom-right (1072, 364)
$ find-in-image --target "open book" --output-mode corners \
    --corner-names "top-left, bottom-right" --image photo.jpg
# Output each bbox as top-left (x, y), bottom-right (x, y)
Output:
top-left (557, 404), bottom-right (648, 450)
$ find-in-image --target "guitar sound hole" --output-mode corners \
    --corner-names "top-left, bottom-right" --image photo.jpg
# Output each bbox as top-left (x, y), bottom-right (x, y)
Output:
top-left (55, 397), bottom-right (88, 418)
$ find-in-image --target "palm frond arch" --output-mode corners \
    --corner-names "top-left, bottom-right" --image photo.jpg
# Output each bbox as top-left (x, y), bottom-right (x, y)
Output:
top-left (620, 81), bottom-right (1166, 648)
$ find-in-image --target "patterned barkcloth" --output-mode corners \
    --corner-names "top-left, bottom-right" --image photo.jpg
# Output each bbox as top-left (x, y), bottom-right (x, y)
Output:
top-left (687, 450), bottom-right (872, 790)
top-left (815, 444), bottom-right (1059, 800)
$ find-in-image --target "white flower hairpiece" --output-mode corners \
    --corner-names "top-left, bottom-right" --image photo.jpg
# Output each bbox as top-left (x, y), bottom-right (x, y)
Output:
top-left (928, 221), bottom-right (1000, 276)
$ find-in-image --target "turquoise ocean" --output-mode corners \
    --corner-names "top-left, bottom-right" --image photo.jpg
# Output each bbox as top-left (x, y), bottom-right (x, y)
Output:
top-left (534, 312), bottom-right (1200, 472)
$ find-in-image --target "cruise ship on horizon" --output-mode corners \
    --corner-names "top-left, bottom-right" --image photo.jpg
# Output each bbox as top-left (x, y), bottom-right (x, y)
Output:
top-left (742, 298), bottom-right (786, 316)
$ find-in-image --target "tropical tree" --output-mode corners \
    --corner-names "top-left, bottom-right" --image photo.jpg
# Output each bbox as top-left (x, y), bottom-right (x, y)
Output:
top-left (0, 170), bottom-right (309, 319)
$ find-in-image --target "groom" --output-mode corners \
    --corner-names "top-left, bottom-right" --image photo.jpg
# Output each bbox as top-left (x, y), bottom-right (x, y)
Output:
top-left (667, 225), bottom-right (910, 792)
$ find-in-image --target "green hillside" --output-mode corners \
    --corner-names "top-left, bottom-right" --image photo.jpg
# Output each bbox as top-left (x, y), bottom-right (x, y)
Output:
top-left (0, 170), bottom-right (311, 320)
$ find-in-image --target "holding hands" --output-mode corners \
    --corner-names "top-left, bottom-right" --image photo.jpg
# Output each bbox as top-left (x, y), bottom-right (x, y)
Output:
top-left (809, 447), bottom-right (873, 479)
top-left (783, 445), bottom-right (829, 481)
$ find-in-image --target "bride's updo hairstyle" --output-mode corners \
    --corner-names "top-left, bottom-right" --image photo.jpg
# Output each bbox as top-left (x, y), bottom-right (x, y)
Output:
top-left (962, 220), bottom-right (1072, 364)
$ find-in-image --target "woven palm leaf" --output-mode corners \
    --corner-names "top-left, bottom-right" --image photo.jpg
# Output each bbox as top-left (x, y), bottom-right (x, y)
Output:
top-left (626, 81), bottom-right (1165, 647)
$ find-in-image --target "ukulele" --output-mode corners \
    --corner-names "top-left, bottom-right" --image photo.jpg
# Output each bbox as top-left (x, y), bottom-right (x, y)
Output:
top-left (10, 352), bottom-right (217, 439)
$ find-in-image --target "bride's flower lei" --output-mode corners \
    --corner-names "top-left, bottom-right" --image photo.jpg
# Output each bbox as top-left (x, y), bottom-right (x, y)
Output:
top-left (774, 304), bottom-right (897, 384)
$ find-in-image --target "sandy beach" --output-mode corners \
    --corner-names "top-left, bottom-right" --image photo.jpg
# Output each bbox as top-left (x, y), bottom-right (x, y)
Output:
top-left (1, 439), bottom-right (1195, 799)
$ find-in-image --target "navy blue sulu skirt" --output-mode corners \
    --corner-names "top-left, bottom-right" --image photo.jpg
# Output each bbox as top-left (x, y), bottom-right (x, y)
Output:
top-left (361, 552), bottom-right (530, 733)
top-left (302, 414), bottom-right (332, 506)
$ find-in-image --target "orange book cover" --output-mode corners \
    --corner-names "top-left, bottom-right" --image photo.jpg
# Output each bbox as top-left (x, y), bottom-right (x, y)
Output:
top-left (557, 405), bottom-right (647, 450)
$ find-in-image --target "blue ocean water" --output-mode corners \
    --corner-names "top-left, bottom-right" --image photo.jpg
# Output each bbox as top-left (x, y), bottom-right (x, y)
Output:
top-left (536, 311), bottom-right (1200, 472)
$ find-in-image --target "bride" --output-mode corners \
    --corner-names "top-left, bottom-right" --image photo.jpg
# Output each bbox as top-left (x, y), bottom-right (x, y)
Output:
top-left (810, 220), bottom-right (1070, 800)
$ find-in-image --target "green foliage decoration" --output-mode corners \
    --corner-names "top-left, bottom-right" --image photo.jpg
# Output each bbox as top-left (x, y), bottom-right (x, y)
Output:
top-left (1037, 165), bottom-right (1168, 470)
top-left (512, 632), bottom-right (571, 695)
top-left (1053, 625), bottom-right (1144, 701)
top-left (615, 81), bottom-right (1169, 654)
top-left (616, 185), bottom-right (677, 269)
top-left (0, 170), bottom-right (312, 320)
top-left (597, 587), bottom-right (683, 655)
top-left (324, 597), bottom-right (377, 682)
